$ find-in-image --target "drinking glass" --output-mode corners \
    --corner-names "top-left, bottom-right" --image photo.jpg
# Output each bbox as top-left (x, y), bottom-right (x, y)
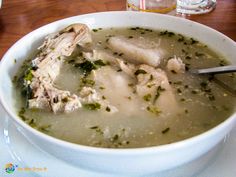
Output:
top-left (176, 0), bottom-right (216, 14)
top-left (127, 0), bottom-right (176, 14)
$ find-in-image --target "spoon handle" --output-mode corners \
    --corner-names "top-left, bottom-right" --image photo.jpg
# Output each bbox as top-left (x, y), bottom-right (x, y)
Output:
top-left (190, 65), bottom-right (236, 75)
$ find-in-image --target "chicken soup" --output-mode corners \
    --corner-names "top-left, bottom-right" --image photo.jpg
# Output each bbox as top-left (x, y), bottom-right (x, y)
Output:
top-left (14, 24), bottom-right (236, 148)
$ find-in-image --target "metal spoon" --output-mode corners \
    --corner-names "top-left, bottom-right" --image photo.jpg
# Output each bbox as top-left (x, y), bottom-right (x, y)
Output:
top-left (190, 65), bottom-right (236, 75)
top-left (189, 65), bottom-right (236, 96)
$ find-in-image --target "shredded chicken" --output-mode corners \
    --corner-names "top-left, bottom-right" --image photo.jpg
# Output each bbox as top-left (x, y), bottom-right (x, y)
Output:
top-left (83, 49), bottom-right (136, 77)
top-left (24, 24), bottom-right (181, 116)
top-left (79, 86), bottom-right (118, 113)
top-left (80, 49), bottom-right (179, 115)
top-left (27, 24), bottom-right (92, 113)
top-left (135, 64), bottom-right (179, 114)
top-left (167, 56), bottom-right (185, 74)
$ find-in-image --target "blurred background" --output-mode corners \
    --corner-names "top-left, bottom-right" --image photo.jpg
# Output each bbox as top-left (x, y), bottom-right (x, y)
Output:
top-left (0, 0), bottom-right (235, 59)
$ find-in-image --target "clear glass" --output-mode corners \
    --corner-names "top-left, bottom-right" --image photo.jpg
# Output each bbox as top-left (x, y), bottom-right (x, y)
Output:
top-left (176, 0), bottom-right (216, 14)
top-left (127, 0), bottom-right (176, 14)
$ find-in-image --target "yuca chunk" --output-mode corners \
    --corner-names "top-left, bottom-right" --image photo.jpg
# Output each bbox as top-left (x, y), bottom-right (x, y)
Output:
top-left (108, 36), bottom-right (165, 67)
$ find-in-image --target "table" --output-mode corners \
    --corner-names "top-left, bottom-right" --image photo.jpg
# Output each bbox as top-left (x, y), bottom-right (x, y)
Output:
top-left (0, 0), bottom-right (235, 59)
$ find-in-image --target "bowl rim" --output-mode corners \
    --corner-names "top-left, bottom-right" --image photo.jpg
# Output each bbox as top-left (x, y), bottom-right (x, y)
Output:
top-left (0, 11), bottom-right (236, 154)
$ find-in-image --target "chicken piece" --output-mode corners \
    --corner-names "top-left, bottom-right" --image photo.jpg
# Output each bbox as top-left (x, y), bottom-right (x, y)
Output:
top-left (83, 49), bottom-right (136, 77)
top-left (108, 36), bottom-right (165, 67)
top-left (79, 86), bottom-right (118, 113)
top-left (167, 56), bottom-right (185, 74)
top-left (135, 64), bottom-right (179, 114)
top-left (27, 24), bottom-right (92, 113)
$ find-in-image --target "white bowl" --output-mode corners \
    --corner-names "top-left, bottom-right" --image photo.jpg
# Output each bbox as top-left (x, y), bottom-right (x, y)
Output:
top-left (0, 11), bottom-right (236, 176)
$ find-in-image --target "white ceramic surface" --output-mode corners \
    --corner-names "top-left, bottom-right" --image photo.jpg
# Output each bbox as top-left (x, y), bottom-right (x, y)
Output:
top-left (0, 11), bottom-right (236, 175)
top-left (1, 105), bottom-right (236, 177)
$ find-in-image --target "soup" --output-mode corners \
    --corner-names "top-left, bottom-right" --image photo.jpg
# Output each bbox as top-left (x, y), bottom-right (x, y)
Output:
top-left (14, 24), bottom-right (236, 148)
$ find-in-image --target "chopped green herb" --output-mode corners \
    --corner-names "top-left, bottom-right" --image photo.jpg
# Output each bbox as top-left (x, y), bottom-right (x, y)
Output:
top-left (153, 86), bottom-right (165, 103)
top-left (28, 118), bottom-right (37, 127)
top-left (146, 106), bottom-right (161, 115)
top-left (128, 83), bottom-right (134, 87)
top-left (90, 126), bottom-right (103, 135)
top-left (219, 60), bottom-right (227, 66)
top-left (75, 59), bottom-right (107, 75)
top-left (162, 127), bottom-right (170, 134)
top-left (185, 66), bottom-right (190, 71)
top-left (159, 30), bottom-right (175, 37)
top-left (191, 90), bottom-right (198, 94)
top-left (125, 141), bottom-right (130, 144)
top-left (24, 69), bottom-right (33, 82)
top-left (106, 106), bottom-right (111, 112)
top-left (92, 29), bottom-right (98, 32)
top-left (102, 95), bottom-right (106, 100)
top-left (145, 28), bottom-right (153, 32)
top-left (143, 94), bottom-right (152, 102)
top-left (99, 86), bottom-right (105, 90)
top-left (68, 59), bottom-right (75, 64)
top-left (84, 103), bottom-right (101, 110)
top-left (18, 107), bottom-right (26, 120)
top-left (110, 134), bottom-right (119, 142)
top-left (177, 88), bottom-right (182, 94)
top-left (127, 96), bottom-right (132, 100)
top-left (75, 60), bottom-right (97, 74)
top-left (149, 74), bottom-right (154, 81)
top-left (173, 81), bottom-right (182, 85)
top-left (93, 59), bottom-right (107, 67)
top-left (168, 32), bottom-right (175, 37)
top-left (182, 49), bottom-right (187, 54)
top-left (208, 95), bottom-right (215, 101)
top-left (177, 34), bottom-right (185, 42)
top-left (80, 77), bottom-right (95, 87)
top-left (128, 36), bottom-right (134, 39)
top-left (159, 30), bottom-right (168, 36)
top-left (90, 126), bottom-right (98, 129)
top-left (38, 125), bottom-right (51, 133)
top-left (195, 52), bottom-right (205, 57)
top-left (129, 27), bottom-right (137, 31)
top-left (185, 56), bottom-right (192, 60)
top-left (62, 97), bottom-right (68, 103)
top-left (12, 76), bottom-right (17, 83)
top-left (21, 85), bottom-right (33, 100)
top-left (190, 38), bottom-right (199, 44)
top-left (147, 83), bottom-right (155, 88)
